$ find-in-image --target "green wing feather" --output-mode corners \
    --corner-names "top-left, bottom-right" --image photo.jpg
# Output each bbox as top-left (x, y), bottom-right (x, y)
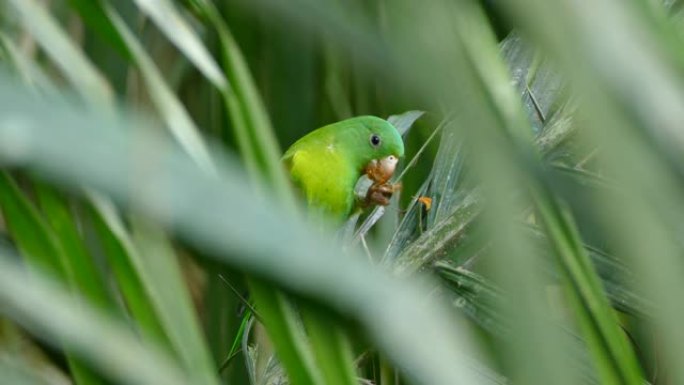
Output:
top-left (283, 132), bottom-right (357, 219)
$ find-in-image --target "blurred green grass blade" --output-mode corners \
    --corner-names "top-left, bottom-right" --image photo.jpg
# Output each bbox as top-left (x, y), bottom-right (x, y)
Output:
top-left (129, 0), bottom-right (227, 89)
top-left (0, 356), bottom-right (53, 385)
top-left (532, 191), bottom-right (643, 384)
top-left (65, 0), bottom-right (131, 60)
top-left (0, 250), bottom-right (195, 385)
top-left (248, 281), bottom-right (323, 385)
top-left (6, 0), bottom-right (113, 105)
top-left (299, 306), bottom-right (357, 385)
top-left (34, 183), bottom-right (113, 310)
top-left (60, 0), bottom-right (216, 169)
top-left (434, 261), bottom-right (507, 336)
top-left (37, 3), bottom-right (218, 373)
top-left (0, 173), bottom-right (106, 385)
top-left (0, 173), bottom-right (65, 277)
top-left (435, 262), bottom-right (607, 385)
top-left (181, 4), bottom-right (328, 383)
top-left (0, 79), bottom-right (493, 385)
top-left (387, 21), bottom-right (574, 269)
top-left (447, 2), bottom-right (643, 382)
top-left (85, 197), bottom-right (171, 346)
top-left (419, 2), bottom-right (577, 384)
top-left (99, 3), bottom-right (215, 171)
top-left (128, 220), bottom-right (221, 385)
top-left (437, 224), bottom-right (650, 330)
top-left (0, 34), bottom-right (57, 93)
top-left (501, 0), bottom-right (684, 382)
top-left (528, 224), bottom-right (650, 318)
top-left (189, 0), bottom-right (292, 197)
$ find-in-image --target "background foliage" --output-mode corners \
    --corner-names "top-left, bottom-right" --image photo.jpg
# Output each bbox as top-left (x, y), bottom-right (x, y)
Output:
top-left (0, 0), bottom-right (682, 384)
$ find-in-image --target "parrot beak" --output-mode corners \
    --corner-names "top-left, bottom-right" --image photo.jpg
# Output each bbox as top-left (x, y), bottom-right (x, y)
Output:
top-left (365, 155), bottom-right (399, 184)
top-left (379, 155), bottom-right (399, 176)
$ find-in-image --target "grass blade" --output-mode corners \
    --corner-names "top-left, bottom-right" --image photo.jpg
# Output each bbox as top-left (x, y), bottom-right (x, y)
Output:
top-left (128, 220), bottom-right (221, 385)
top-left (84, 197), bottom-right (171, 346)
top-left (101, 4), bottom-right (215, 171)
top-left (189, 0), bottom-right (292, 196)
top-left (34, 183), bottom-right (113, 310)
top-left (130, 0), bottom-right (227, 89)
top-left (0, 250), bottom-right (194, 385)
top-left (0, 173), bottom-right (107, 385)
top-left (6, 0), bottom-right (112, 104)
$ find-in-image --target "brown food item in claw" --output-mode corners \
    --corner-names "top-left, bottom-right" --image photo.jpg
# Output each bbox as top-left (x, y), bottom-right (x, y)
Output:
top-left (365, 182), bottom-right (402, 207)
top-left (363, 155), bottom-right (401, 207)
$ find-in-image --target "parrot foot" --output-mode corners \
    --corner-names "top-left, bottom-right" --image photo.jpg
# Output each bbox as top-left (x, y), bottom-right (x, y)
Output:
top-left (365, 182), bottom-right (402, 207)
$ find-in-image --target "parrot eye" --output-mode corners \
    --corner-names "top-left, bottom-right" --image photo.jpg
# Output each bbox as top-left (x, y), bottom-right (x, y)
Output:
top-left (370, 134), bottom-right (382, 148)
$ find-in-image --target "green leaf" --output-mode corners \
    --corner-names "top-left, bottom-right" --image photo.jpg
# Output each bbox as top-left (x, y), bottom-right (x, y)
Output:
top-left (128, 220), bottom-right (221, 385)
top-left (248, 280), bottom-right (323, 385)
top-left (129, 0), bottom-right (227, 89)
top-left (0, 173), bottom-right (107, 385)
top-left (0, 249), bottom-right (197, 385)
top-left (189, 0), bottom-right (292, 198)
top-left (0, 173), bottom-right (65, 277)
top-left (99, 3), bottom-right (215, 171)
top-left (299, 304), bottom-right (357, 385)
top-left (84, 197), bottom-right (171, 347)
top-left (0, 356), bottom-right (53, 385)
top-left (5, 0), bottom-right (113, 105)
top-left (388, 110), bottom-right (425, 137)
top-left (34, 183), bottom-right (113, 310)
top-left (65, 0), bottom-right (131, 60)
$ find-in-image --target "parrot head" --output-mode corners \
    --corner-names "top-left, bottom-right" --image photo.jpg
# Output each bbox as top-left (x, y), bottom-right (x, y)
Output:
top-left (343, 116), bottom-right (404, 176)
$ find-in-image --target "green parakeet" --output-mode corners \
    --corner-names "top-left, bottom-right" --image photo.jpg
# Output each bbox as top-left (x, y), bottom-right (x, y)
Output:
top-left (283, 116), bottom-right (405, 220)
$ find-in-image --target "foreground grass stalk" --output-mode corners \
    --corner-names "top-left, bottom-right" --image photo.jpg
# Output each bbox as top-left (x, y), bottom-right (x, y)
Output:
top-left (299, 306), bottom-right (358, 385)
top-left (247, 280), bottom-right (323, 385)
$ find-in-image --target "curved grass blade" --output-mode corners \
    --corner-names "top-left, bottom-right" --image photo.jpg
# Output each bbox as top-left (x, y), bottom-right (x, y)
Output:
top-left (65, 0), bottom-right (131, 60)
top-left (0, 250), bottom-right (195, 385)
top-left (0, 356), bottom-right (54, 385)
top-left (0, 173), bottom-right (106, 385)
top-left (130, 0), bottom-right (228, 89)
top-left (448, 3), bottom-right (642, 382)
top-left (299, 305), bottom-right (357, 385)
top-left (6, 0), bottom-right (113, 105)
top-left (4, 5), bottom-right (218, 381)
top-left (68, 2), bottom-right (309, 382)
top-left (84, 197), bottom-right (171, 347)
top-left (128, 220), bottom-right (221, 385)
top-left (34, 183), bottom-right (113, 310)
top-left (247, 281), bottom-right (323, 385)
top-left (100, 3), bottom-right (215, 171)
top-left (0, 34), bottom-right (57, 93)
top-left (181, 4), bottom-right (339, 383)
top-left (186, 0), bottom-right (292, 197)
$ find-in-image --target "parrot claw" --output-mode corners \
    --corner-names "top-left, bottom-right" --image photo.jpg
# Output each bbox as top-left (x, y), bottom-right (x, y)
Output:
top-left (365, 182), bottom-right (402, 207)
